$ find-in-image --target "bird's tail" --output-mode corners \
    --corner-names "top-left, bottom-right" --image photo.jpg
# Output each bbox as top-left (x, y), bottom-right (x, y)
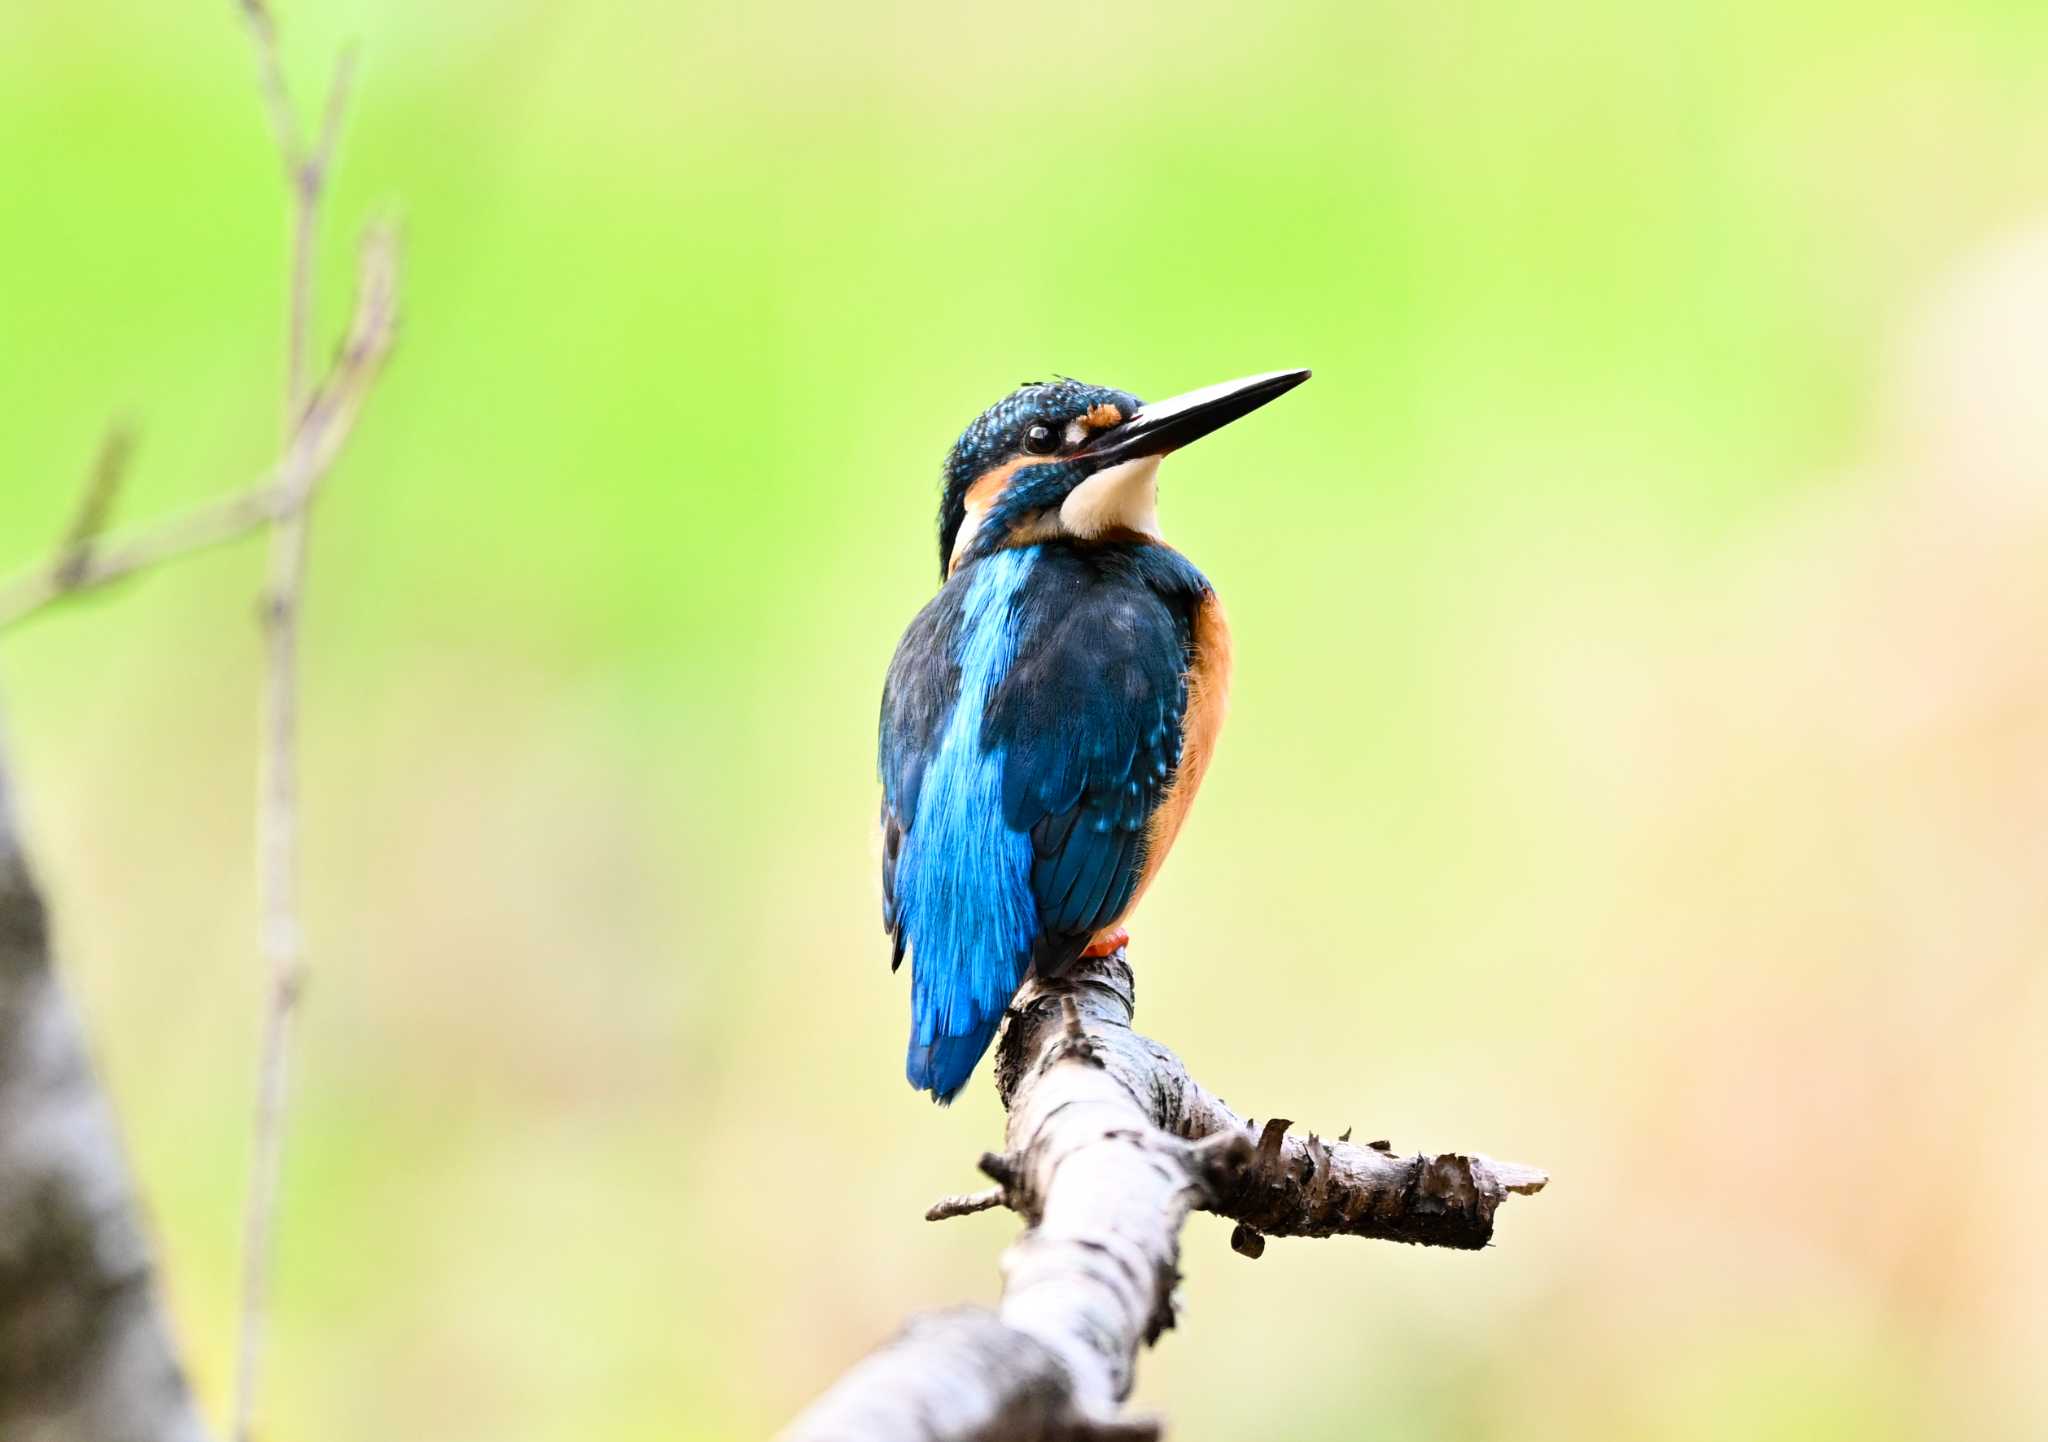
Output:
top-left (905, 1012), bottom-right (1005, 1104)
top-left (905, 937), bottom-right (1026, 1104)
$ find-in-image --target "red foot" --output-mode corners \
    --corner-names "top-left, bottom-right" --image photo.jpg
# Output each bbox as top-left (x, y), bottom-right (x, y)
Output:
top-left (1081, 926), bottom-right (1130, 958)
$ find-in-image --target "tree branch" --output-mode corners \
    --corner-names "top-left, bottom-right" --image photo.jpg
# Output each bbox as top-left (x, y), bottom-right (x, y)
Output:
top-left (781, 956), bottom-right (1545, 1441)
top-left (0, 718), bottom-right (216, 1442)
top-left (0, 12), bottom-right (395, 1442)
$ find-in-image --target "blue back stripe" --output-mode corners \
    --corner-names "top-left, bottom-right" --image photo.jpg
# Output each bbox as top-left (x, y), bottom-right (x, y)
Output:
top-left (896, 548), bottom-right (1040, 1098)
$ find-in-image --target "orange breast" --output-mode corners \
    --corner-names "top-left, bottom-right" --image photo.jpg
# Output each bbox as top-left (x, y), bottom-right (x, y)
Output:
top-left (1120, 588), bottom-right (1232, 922)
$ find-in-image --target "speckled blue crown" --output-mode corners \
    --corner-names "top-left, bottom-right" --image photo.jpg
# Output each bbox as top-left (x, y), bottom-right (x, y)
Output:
top-left (943, 380), bottom-right (1139, 487)
top-left (937, 379), bottom-right (1143, 573)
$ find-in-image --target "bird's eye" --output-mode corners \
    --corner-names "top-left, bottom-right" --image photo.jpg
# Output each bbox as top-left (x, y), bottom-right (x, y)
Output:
top-left (1022, 423), bottom-right (1059, 456)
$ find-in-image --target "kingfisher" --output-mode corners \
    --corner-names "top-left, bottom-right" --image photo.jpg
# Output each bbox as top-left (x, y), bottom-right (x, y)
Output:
top-left (878, 369), bottom-right (1311, 1102)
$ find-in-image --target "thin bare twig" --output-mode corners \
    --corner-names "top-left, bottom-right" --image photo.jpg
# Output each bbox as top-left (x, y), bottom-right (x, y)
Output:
top-left (0, 15), bottom-right (373, 645)
top-left (232, 221), bottom-right (397, 1442)
top-left (229, 221), bottom-right (396, 1442)
top-left (233, 0), bottom-right (356, 421)
top-left (286, 48), bottom-right (357, 422)
top-left (233, 0), bottom-right (300, 175)
top-left (0, 489), bottom-right (283, 628)
top-left (228, 14), bottom-right (380, 1435)
top-left (0, 8), bottom-right (394, 1440)
top-left (0, 231), bottom-right (398, 634)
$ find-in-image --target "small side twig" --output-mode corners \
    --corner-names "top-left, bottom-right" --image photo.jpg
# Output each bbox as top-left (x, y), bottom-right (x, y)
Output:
top-left (0, 228), bottom-right (399, 635)
top-left (52, 419), bottom-right (139, 585)
top-left (926, 1187), bottom-right (1008, 1223)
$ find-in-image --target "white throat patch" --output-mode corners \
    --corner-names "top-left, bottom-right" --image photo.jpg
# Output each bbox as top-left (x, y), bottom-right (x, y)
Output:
top-left (1058, 456), bottom-right (1164, 542)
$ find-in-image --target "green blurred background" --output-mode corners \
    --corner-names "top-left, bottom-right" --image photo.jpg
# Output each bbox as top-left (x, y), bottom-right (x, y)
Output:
top-left (4, 2), bottom-right (2046, 1438)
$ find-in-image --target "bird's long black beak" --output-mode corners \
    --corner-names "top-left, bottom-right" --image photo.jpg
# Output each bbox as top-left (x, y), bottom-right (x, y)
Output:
top-left (1076, 368), bottom-right (1311, 467)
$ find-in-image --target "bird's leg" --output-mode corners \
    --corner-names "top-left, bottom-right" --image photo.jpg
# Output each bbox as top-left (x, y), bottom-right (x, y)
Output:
top-left (1081, 925), bottom-right (1130, 958)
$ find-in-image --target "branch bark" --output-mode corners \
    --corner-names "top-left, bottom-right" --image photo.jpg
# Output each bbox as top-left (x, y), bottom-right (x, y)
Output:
top-left (0, 719), bottom-right (215, 1442)
top-left (780, 958), bottom-right (1546, 1441)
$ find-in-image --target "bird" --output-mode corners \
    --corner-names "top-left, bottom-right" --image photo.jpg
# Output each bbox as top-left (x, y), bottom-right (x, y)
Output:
top-left (878, 368), bottom-right (1311, 1102)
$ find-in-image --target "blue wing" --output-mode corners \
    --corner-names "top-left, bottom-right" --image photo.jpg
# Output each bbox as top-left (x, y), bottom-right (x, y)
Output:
top-left (881, 550), bottom-right (1041, 1101)
top-left (879, 579), bottom-right (961, 972)
top-left (879, 545), bottom-right (1198, 1102)
top-left (984, 551), bottom-right (1190, 978)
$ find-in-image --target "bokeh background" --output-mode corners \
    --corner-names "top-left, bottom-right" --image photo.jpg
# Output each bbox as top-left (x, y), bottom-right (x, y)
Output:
top-left (4, 2), bottom-right (2046, 1439)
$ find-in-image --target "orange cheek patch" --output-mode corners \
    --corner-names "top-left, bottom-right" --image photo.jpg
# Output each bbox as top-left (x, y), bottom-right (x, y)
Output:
top-left (948, 456), bottom-right (1062, 575)
top-left (1081, 403), bottom-right (1124, 432)
top-left (962, 460), bottom-right (1020, 513)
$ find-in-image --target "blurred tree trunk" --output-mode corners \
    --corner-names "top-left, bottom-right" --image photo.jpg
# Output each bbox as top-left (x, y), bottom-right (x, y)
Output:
top-left (0, 712), bottom-right (214, 1442)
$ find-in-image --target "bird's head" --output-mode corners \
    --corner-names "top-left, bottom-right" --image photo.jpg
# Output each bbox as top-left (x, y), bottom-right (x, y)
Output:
top-left (936, 369), bottom-right (1310, 578)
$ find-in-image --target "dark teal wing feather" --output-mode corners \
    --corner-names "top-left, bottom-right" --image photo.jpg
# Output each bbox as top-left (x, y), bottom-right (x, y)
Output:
top-left (983, 549), bottom-right (1192, 976)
